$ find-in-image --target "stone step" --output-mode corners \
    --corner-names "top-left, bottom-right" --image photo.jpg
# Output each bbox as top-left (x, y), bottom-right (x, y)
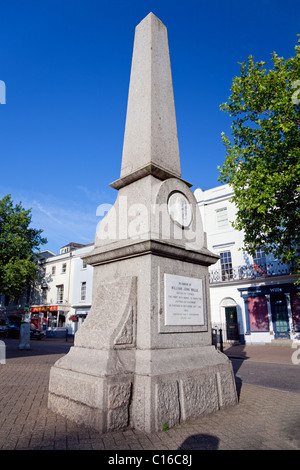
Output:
top-left (267, 339), bottom-right (293, 346)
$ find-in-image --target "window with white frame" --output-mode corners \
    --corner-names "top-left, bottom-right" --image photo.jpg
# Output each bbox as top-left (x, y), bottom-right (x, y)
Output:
top-left (57, 285), bottom-right (64, 303)
top-left (61, 263), bottom-right (67, 273)
top-left (220, 251), bottom-right (233, 280)
top-left (253, 247), bottom-right (267, 276)
top-left (81, 282), bottom-right (86, 301)
top-left (51, 266), bottom-right (56, 275)
top-left (254, 247), bottom-right (266, 264)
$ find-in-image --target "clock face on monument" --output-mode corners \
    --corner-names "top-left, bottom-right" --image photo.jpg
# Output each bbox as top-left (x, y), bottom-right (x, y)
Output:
top-left (167, 192), bottom-right (193, 228)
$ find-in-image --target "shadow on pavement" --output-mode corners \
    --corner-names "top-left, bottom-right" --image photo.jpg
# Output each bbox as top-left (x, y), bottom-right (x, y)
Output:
top-left (221, 343), bottom-right (249, 400)
top-left (178, 433), bottom-right (219, 450)
top-left (1, 337), bottom-right (74, 359)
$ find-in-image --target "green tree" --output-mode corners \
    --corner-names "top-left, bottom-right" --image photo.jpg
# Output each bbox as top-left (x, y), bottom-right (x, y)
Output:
top-left (0, 195), bottom-right (47, 302)
top-left (218, 37), bottom-right (300, 272)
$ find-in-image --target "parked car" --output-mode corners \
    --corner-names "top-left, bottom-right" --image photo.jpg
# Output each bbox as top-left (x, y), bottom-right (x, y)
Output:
top-left (6, 321), bottom-right (21, 338)
top-left (5, 315), bottom-right (22, 338)
top-left (4, 317), bottom-right (45, 340)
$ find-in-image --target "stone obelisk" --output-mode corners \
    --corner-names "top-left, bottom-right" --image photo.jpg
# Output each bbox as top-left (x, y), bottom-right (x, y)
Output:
top-left (48, 13), bottom-right (237, 433)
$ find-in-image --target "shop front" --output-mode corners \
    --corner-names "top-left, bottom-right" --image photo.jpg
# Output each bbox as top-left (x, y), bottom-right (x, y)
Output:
top-left (239, 283), bottom-right (300, 343)
top-left (30, 305), bottom-right (70, 337)
top-left (68, 306), bottom-right (90, 334)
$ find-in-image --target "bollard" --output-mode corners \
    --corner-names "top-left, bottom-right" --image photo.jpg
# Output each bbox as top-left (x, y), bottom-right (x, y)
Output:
top-left (212, 328), bottom-right (217, 349)
top-left (19, 323), bottom-right (30, 350)
top-left (0, 340), bottom-right (5, 364)
top-left (219, 328), bottom-right (223, 352)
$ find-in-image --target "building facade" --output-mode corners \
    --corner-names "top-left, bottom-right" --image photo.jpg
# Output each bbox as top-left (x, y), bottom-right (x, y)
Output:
top-left (0, 249), bottom-right (56, 323)
top-left (195, 184), bottom-right (300, 345)
top-left (30, 242), bottom-right (94, 335)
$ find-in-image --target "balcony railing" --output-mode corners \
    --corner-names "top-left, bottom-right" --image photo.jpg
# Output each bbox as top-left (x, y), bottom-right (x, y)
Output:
top-left (209, 262), bottom-right (291, 284)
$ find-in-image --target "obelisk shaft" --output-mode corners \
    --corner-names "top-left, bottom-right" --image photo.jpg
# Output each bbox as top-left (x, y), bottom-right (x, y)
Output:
top-left (115, 13), bottom-right (181, 187)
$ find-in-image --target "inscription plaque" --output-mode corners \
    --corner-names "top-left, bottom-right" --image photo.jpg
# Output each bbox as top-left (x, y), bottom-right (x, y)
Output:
top-left (164, 274), bottom-right (204, 326)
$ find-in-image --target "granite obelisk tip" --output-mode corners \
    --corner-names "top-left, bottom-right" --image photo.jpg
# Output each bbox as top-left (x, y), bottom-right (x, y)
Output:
top-left (111, 12), bottom-right (181, 190)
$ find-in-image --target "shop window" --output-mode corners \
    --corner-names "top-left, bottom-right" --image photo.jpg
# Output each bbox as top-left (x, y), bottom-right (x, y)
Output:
top-left (58, 312), bottom-right (66, 327)
top-left (291, 293), bottom-right (300, 332)
top-left (47, 314), bottom-right (57, 328)
top-left (248, 296), bottom-right (269, 331)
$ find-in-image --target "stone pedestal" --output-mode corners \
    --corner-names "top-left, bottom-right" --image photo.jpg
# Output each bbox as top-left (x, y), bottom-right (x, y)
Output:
top-left (48, 13), bottom-right (237, 433)
top-left (48, 177), bottom-right (237, 433)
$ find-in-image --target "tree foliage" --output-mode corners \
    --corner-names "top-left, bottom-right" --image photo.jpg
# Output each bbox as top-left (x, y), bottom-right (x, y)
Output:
top-left (0, 195), bottom-right (47, 301)
top-left (218, 37), bottom-right (300, 272)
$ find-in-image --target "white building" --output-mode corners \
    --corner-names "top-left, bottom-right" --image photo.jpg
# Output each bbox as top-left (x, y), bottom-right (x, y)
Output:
top-left (30, 242), bottom-right (94, 335)
top-left (68, 244), bottom-right (94, 333)
top-left (195, 184), bottom-right (300, 345)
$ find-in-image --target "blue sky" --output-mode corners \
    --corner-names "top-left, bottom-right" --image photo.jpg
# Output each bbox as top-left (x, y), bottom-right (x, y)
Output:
top-left (0, 0), bottom-right (299, 254)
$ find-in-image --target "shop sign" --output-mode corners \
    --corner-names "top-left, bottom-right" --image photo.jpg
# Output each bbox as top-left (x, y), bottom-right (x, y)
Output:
top-left (239, 283), bottom-right (300, 297)
top-left (30, 306), bottom-right (58, 312)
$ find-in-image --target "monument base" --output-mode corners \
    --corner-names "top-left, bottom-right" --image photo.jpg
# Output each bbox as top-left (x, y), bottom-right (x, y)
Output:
top-left (48, 345), bottom-right (237, 433)
top-left (48, 245), bottom-right (237, 433)
top-left (132, 346), bottom-right (237, 432)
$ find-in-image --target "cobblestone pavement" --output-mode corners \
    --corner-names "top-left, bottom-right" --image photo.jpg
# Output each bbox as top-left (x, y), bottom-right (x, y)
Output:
top-left (0, 338), bottom-right (299, 452)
